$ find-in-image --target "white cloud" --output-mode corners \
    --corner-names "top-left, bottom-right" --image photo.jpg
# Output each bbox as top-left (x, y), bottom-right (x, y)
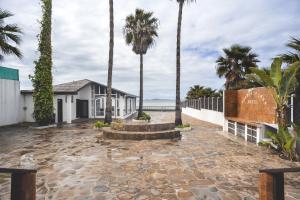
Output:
top-left (1, 0), bottom-right (300, 99)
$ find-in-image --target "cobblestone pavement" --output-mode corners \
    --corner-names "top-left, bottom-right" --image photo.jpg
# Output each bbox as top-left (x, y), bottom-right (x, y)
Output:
top-left (0, 112), bottom-right (299, 200)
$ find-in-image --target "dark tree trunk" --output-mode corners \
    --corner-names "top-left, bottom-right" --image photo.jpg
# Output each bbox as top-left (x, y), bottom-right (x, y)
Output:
top-left (175, 2), bottom-right (183, 126)
top-left (138, 53), bottom-right (144, 118)
top-left (105, 0), bottom-right (114, 124)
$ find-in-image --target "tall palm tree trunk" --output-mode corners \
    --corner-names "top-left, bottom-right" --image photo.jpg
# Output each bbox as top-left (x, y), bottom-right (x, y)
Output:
top-left (138, 53), bottom-right (144, 118)
top-left (175, 1), bottom-right (183, 126)
top-left (105, 0), bottom-right (114, 124)
top-left (276, 105), bottom-right (288, 128)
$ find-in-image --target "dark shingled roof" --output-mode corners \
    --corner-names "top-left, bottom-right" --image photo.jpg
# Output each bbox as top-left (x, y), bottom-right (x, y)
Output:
top-left (53, 79), bottom-right (91, 93)
top-left (21, 79), bottom-right (137, 97)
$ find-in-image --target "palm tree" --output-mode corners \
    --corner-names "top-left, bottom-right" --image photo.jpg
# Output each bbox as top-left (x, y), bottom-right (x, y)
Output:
top-left (281, 37), bottom-right (300, 64)
top-left (280, 37), bottom-right (300, 126)
top-left (247, 58), bottom-right (300, 127)
top-left (0, 9), bottom-right (22, 61)
top-left (104, 0), bottom-right (114, 124)
top-left (216, 44), bottom-right (259, 90)
top-left (186, 85), bottom-right (222, 99)
top-left (124, 9), bottom-right (159, 118)
top-left (175, 0), bottom-right (196, 126)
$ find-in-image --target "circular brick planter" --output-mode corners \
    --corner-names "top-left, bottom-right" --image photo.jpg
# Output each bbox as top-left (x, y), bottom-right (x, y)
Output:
top-left (102, 122), bottom-right (181, 140)
top-left (103, 128), bottom-right (181, 140)
top-left (113, 123), bottom-right (176, 132)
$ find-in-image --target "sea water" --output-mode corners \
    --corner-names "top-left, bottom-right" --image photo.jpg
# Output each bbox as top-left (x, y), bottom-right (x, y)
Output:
top-left (138, 99), bottom-right (175, 107)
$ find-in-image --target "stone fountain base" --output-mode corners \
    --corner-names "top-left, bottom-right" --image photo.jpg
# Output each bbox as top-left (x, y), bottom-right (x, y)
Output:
top-left (103, 122), bottom-right (181, 140)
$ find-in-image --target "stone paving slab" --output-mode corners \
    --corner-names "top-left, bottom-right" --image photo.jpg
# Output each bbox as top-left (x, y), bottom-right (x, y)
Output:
top-left (0, 112), bottom-right (299, 200)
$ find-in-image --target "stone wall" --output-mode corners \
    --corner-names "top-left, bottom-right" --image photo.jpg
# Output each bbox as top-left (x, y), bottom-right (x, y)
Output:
top-left (225, 87), bottom-right (277, 124)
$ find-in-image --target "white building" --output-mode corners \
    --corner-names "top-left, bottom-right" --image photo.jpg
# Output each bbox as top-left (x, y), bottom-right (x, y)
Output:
top-left (0, 66), bottom-right (22, 126)
top-left (22, 79), bottom-right (137, 124)
top-left (0, 66), bottom-right (137, 126)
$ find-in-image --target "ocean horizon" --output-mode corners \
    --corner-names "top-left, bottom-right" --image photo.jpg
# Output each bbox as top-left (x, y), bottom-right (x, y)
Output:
top-left (137, 99), bottom-right (175, 107)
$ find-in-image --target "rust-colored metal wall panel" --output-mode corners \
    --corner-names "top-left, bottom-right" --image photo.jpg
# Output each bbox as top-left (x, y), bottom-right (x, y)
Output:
top-left (225, 87), bottom-right (277, 124)
top-left (224, 90), bottom-right (238, 118)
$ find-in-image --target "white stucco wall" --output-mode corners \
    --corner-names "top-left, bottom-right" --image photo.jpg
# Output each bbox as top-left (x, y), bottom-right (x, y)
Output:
top-left (182, 107), bottom-right (224, 126)
top-left (71, 95), bottom-right (78, 120)
top-left (0, 79), bottom-right (22, 126)
top-left (22, 94), bottom-right (35, 122)
top-left (22, 94), bottom-right (78, 124)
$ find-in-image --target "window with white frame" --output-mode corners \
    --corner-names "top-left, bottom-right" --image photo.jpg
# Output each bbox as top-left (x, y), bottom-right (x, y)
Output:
top-left (95, 98), bottom-right (104, 116)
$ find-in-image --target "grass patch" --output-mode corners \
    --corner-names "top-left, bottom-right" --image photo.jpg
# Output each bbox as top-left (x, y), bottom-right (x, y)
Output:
top-left (176, 124), bottom-right (191, 128)
top-left (94, 121), bottom-right (110, 128)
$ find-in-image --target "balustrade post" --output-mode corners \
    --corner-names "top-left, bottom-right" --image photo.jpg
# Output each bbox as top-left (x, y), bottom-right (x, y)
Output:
top-left (11, 171), bottom-right (36, 200)
top-left (200, 98), bottom-right (202, 109)
top-left (259, 172), bottom-right (284, 200)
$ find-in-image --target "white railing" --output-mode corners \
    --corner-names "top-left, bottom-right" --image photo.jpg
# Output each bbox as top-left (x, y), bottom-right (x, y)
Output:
top-left (182, 97), bottom-right (223, 113)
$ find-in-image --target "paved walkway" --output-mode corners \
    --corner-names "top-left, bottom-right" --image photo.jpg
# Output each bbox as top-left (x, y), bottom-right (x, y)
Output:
top-left (0, 112), bottom-right (299, 200)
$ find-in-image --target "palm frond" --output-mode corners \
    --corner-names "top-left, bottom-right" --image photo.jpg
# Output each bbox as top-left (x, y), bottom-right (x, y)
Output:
top-left (0, 9), bottom-right (22, 61)
top-left (249, 67), bottom-right (274, 87)
top-left (0, 42), bottom-right (22, 58)
top-left (123, 8), bottom-right (159, 55)
top-left (280, 61), bottom-right (300, 98)
top-left (287, 37), bottom-right (300, 51)
top-left (280, 37), bottom-right (300, 64)
top-left (270, 57), bottom-right (282, 87)
top-left (216, 44), bottom-right (259, 89)
top-left (0, 9), bottom-right (13, 20)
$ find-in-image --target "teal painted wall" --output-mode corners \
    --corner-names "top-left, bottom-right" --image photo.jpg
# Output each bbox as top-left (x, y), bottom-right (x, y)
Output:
top-left (0, 66), bottom-right (19, 81)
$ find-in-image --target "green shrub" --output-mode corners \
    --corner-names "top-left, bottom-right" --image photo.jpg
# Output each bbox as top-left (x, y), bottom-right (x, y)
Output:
top-left (137, 112), bottom-right (151, 122)
top-left (265, 126), bottom-right (296, 160)
top-left (176, 124), bottom-right (191, 128)
top-left (30, 0), bottom-right (54, 126)
top-left (94, 121), bottom-right (110, 129)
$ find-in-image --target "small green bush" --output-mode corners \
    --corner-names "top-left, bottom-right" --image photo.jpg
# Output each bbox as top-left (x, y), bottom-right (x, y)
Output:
top-left (137, 112), bottom-right (151, 122)
top-left (176, 124), bottom-right (191, 128)
top-left (94, 121), bottom-right (110, 129)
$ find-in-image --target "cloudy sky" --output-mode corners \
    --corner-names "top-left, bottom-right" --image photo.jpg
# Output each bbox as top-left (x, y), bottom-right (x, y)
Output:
top-left (1, 0), bottom-right (300, 99)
